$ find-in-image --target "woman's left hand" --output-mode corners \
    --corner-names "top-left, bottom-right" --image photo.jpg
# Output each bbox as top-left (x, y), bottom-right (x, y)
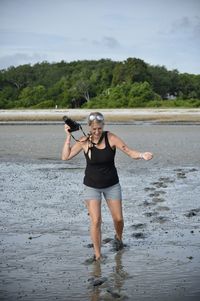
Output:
top-left (142, 152), bottom-right (153, 160)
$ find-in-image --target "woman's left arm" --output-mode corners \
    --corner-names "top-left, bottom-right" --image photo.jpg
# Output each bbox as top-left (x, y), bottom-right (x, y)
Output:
top-left (109, 132), bottom-right (153, 161)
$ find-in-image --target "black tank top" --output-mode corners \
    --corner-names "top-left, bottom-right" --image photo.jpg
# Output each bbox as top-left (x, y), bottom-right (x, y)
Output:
top-left (83, 131), bottom-right (119, 188)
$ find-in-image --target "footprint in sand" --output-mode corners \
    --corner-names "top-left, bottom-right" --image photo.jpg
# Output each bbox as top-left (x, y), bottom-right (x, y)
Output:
top-left (106, 288), bottom-right (121, 299)
top-left (157, 206), bottom-right (170, 211)
top-left (102, 237), bottom-right (113, 244)
top-left (188, 168), bottom-right (198, 172)
top-left (86, 243), bottom-right (94, 248)
top-left (144, 187), bottom-right (156, 192)
top-left (86, 237), bottom-right (114, 248)
top-left (144, 211), bottom-right (159, 217)
top-left (152, 197), bottom-right (166, 204)
top-left (176, 171), bottom-right (187, 179)
top-left (130, 223), bottom-right (147, 230)
top-left (185, 208), bottom-right (200, 218)
top-left (141, 200), bottom-right (158, 207)
top-left (148, 190), bottom-right (166, 197)
top-left (174, 168), bottom-right (198, 179)
top-left (150, 176), bottom-right (175, 189)
top-left (174, 168), bottom-right (198, 173)
top-left (88, 276), bottom-right (107, 287)
top-left (151, 216), bottom-right (169, 224)
top-left (131, 232), bottom-right (146, 239)
top-left (151, 181), bottom-right (168, 188)
top-left (130, 224), bottom-right (147, 239)
top-left (148, 191), bottom-right (162, 197)
top-left (158, 177), bottom-right (175, 184)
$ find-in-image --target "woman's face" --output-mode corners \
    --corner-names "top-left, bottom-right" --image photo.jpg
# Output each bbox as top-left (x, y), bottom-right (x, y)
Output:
top-left (90, 121), bottom-right (104, 140)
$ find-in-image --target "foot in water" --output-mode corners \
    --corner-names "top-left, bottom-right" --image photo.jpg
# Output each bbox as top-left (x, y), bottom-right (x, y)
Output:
top-left (84, 254), bottom-right (107, 265)
top-left (112, 235), bottom-right (124, 251)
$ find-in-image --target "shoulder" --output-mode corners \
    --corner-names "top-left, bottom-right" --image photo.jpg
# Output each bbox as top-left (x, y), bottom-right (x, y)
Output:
top-left (79, 135), bottom-right (88, 143)
top-left (77, 136), bottom-right (89, 150)
top-left (107, 131), bottom-right (129, 151)
top-left (76, 135), bottom-right (89, 153)
top-left (73, 135), bottom-right (88, 149)
top-left (107, 131), bottom-right (121, 147)
top-left (107, 131), bottom-right (119, 140)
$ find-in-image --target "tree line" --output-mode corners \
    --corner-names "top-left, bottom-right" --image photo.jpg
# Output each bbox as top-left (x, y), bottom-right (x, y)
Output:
top-left (0, 57), bottom-right (200, 109)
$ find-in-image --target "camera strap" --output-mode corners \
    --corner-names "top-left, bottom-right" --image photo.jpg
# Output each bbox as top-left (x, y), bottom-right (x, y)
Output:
top-left (70, 126), bottom-right (105, 146)
top-left (89, 131), bottom-right (105, 146)
top-left (70, 125), bottom-right (88, 143)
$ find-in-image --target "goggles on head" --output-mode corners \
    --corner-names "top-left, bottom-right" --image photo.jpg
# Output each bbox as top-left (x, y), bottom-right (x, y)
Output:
top-left (88, 113), bottom-right (104, 122)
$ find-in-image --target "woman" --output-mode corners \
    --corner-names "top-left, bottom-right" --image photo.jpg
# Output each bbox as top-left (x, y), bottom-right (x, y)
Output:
top-left (61, 112), bottom-right (153, 261)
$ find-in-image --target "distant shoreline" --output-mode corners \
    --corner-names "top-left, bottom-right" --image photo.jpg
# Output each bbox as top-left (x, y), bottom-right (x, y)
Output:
top-left (1, 108), bottom-right (200, 122)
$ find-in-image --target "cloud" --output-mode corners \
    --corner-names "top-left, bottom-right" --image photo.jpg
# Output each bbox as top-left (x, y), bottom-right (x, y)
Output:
top-left (0, 30), bottom-right (70, 51)
top-left (0, 0), bottom-right (199, 73)
top-left (0, 53), bottom-right (46, 69)
top-left (171, 16), bottom-right (191, 33)
top-left (193, 16), bottom-right (200, 37)
top-left (170, 15), bottom-right (200, 37)
top-left (92, 36), bottom-right (120, 49)
top-left (102, 37), bottom-right (120, 48)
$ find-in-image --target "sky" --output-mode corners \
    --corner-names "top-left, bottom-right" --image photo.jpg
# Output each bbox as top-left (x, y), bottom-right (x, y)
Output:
top-left (0, 0), bottom-right (200, 74)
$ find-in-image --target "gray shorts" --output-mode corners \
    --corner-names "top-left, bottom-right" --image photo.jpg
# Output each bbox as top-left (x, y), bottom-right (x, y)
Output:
top-left (83, 183), bottom-right (122, 201)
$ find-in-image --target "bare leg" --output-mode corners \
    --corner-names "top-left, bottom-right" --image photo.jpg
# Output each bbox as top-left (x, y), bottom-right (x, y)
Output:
top-left (86, 199), bottom-right (102, 260)
top-left (106, 199), bottom-right (124, 241)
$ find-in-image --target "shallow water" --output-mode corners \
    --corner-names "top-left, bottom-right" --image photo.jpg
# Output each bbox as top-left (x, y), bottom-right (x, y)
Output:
top-left (0, 123), bottom-right (200, 301)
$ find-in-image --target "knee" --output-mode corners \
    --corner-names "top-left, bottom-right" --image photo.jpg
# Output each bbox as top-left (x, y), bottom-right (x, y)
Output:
top-left (91, 217), bottom-right (102, 228)
top-left (114, 216), bottom-right (124, 225)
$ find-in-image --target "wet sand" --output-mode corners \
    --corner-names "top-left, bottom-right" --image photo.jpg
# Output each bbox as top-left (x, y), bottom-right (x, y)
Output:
top-left (0, 123), bottom-right (200, 301)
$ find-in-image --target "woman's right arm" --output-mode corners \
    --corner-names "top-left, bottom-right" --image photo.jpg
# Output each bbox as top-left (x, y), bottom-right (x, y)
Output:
top-left (61, 124), bottom-right (84, 160)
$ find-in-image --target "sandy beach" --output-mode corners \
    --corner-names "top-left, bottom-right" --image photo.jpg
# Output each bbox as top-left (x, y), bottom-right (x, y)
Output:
top-left (1, 108), bottom-right (200, 122)
top-left (0, 121), bottom-right (200, 300)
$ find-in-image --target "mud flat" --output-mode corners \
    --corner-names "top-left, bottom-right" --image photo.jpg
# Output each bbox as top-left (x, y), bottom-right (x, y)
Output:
top-left (1, 108), bottom-right (200, 122)
top-left (0, 123), bottom-right (200, 301)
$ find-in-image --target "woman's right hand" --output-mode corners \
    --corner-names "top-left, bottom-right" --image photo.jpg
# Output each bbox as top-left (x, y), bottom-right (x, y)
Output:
top-left (64, 124), bottom-right (71, 136)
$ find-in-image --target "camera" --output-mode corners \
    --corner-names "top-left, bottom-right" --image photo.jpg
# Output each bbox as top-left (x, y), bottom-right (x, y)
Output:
top-left (63, 116), bottom-right (80, 132)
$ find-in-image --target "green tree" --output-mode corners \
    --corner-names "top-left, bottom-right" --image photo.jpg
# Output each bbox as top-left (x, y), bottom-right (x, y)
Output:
top-left (124, 57), bottom-right (150, 83)
top-left (18, 85), bottom-right (46, 107)
top-left (178, 73), bottom-right (200, 100)
top-left (72, 80), bottom-right (91, 102)
top-left (148, 65), bottom-right (171, 99)
top-left (4, 64), bottom-right (34, 90)
top-left (128, 81), bottom-right (161, 107)
top-left (0, 58), bottom-right (199, 109)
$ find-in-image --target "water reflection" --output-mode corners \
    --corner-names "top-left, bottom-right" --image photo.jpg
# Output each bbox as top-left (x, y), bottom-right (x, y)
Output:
top-left (88, 250), bottom-right (129, 300)
top-left (88, 260), bottom-right (102, 301)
